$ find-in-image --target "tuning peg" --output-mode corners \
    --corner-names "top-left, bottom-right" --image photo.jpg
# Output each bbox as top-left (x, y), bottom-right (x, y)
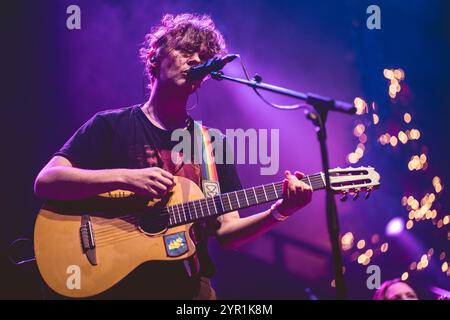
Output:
top-left (365, 188), bottom-right (372, 200)
top-left (352, 190), bottom-right (360, 201)
top-left (340, 192), bottom-right (349, 202)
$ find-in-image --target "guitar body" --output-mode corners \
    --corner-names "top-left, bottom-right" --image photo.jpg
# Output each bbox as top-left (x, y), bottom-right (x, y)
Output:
top-left (33, 166), bottom-right (381, 298)
top-left (34, 176), bottom-right (206, 298)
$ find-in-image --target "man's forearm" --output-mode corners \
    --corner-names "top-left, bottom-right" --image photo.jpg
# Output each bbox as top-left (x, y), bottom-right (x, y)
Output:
top-left (34, 166), bottom-right (128, 200)
top-left (217, 209), bottom-right (282, 249)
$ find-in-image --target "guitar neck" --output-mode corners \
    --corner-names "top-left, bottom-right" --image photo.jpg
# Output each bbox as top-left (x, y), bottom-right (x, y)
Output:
top-left (166, 173), bottom-right (326, 227)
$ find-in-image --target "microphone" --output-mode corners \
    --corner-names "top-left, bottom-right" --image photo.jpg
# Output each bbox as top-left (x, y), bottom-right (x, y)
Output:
top-left (187, 54), bottom-right (238, 81)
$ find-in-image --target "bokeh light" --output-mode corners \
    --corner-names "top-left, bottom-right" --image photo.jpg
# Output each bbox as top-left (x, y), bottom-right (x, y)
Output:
top-left (386, 217), bottom-right (404, 236)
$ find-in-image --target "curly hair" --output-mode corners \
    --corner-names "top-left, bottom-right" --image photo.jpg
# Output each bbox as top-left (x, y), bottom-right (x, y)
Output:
top-left (139, 13), bottom-right (227, 90)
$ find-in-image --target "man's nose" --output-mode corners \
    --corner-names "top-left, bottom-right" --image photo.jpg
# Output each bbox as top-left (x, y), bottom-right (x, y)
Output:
top-left (187, 53), bottom-right (202, 66)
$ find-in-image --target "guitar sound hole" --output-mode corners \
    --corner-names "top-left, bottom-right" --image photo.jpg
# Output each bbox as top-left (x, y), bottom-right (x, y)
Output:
top-left (138, 207), bottom-right (169, 234)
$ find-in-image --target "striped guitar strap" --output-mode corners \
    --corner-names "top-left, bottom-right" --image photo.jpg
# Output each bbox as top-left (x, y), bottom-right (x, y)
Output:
top-left (193, 121), bottom-right (221, 197)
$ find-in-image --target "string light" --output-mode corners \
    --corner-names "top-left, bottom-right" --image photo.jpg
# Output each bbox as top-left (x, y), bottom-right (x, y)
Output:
top-left (406, 220), bottom-right (414, 229)
top-left (347, 152), bottom-right (359, 164)
top-left (379, 130), bottom-right (420, 146)
top-left (378, 134), bottom-right (390, 145)
top-left (416, 253), bottom-right (432, 271)
top-left (359, 133), bottom-right (367, 143)
top-left (371, 102), bottom-right (377, 112)
top-left (401, 196), bottom-right (408, 206)
top-left (353, 124), bottom-right (365, 137)
top-left (442, 262), bottom-right (449, 273)
top-left (346, 139), bottom-right (366, 164)
top-left (341, 232), bottom-right (354, 251)
top-left (384, 68), bottom-right (405, 99)
top-left (408, 129), bottom-right (421, 140)
top-left (431, 210), bottom-right (437, 219)
top-left (346, 67), bottom-right (447, 283)
top-left (420, 254), bottom-right (429, 269)
top-left (443, 215), bottom-right (449, 225)
top-left (398, 131), bottom-right (408, 144)
top-left (394, 69), bottom-right (405, 80)
top-left (406, 193), bottom-right (437, 224)
top-left (354, 97), bottom-right (368, 115)
top-left (357, 240), bottom-right (366, 250)
top-left (432, 176), bottom-right (443, 193)
top-left (401, 272), bottom-right (409, 281)
top-left (373, 114), bottom-right (379, 125)
top-left (355, 146), bottom-right (364, 158)
top-left (383, 69), bottom-right (395, 80)
top-left (408, 154), bottom-right (428, 171)
top-left (357, 254), bottom-right (366, 264)
top-left (390, 136), bottom-right (398, 147)
top-left (363, 257), bottom-right (371, 266)
top-left (404, 113), bottom-right (412, 123)
top-left (357, 143), bottom-right (365, 152)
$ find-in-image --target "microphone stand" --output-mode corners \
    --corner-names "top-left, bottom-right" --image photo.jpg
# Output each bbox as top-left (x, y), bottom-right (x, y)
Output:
top-left (211, 71), bottom-right (355, 300)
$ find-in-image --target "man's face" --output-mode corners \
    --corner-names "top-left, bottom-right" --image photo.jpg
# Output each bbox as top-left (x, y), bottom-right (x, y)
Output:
top-left (385, 282), bottom-right (418, 300)
top-left (156, 46), bottom-right (212, 94)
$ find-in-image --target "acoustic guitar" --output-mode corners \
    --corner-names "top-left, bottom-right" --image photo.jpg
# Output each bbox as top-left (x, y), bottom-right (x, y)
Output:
top-left (34, 166), bottom-right (380, 297)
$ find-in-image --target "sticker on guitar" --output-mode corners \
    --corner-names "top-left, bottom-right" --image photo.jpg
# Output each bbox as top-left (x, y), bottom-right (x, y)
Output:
top-left (164, 232), bottom-right (188, 257)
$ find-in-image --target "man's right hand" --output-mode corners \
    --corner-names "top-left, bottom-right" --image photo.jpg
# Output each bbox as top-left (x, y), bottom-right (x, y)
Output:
top-left (121, 167), bottom-right (175, 198)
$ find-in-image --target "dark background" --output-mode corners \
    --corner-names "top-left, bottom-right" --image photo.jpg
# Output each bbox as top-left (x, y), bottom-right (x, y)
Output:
top-left (2, 0), bottom-right (449, 299)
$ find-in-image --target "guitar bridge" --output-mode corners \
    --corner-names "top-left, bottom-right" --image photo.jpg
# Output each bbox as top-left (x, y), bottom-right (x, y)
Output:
top-left (80, 215), bottom-right (97, 266)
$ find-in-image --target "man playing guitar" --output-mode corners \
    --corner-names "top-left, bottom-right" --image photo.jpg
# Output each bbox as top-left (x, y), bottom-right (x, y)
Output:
top-left (34, 13), bottom-right (312, 299)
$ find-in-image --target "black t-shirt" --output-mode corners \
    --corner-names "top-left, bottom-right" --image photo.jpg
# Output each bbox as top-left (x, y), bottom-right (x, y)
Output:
top-left (54, 104), bottom-right (242, 298)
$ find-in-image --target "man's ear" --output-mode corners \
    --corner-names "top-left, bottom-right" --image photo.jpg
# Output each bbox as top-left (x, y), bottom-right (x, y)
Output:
top-left (148, 49), bottom-right (157, 66)
top-left (148, 50), bottom-right (160, 78)
top-left (149, 46), bottom-right (164, 64)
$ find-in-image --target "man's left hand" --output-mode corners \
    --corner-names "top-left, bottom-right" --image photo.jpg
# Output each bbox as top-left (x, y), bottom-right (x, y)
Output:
top-left (274, 170), bottom-right (313, 217)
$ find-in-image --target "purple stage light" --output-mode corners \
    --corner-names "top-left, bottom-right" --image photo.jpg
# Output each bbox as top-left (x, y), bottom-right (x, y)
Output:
top-left (385, 217), bottom-right (405, 236)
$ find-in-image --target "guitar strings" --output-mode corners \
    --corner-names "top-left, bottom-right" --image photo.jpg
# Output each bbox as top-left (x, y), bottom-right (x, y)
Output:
top-left (93, 177), bottom-right (324, 235)
top-left (93, 177), bottom-right (325, 236)
top-left (97, 175), bottom-right (372, 247)
top-left (93, 174), bottom-right (325, 226)
top-left (96, 199), bottom-right (326, 247)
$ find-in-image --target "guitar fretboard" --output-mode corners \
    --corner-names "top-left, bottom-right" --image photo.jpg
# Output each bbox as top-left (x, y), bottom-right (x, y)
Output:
top-left (166, 173), bottom-right (326, 227)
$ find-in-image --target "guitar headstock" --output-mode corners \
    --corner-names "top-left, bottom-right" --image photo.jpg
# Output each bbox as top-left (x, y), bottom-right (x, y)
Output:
top-left (329, 166), bottom-right (380, 201)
